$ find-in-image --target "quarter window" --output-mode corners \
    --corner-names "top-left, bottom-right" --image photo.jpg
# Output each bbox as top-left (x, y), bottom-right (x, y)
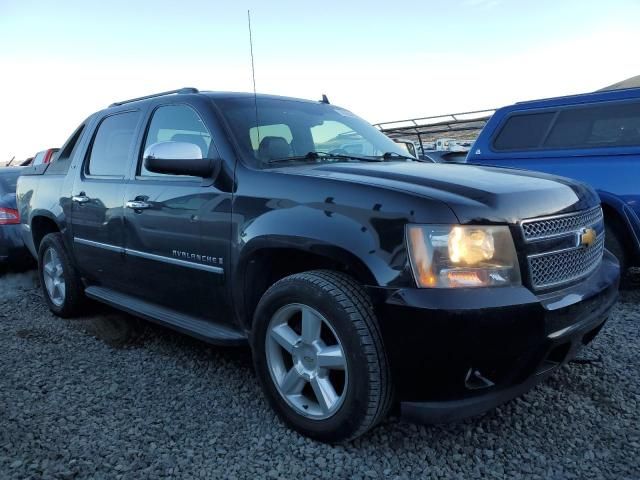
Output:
top-left (87, 112), bottom-right (140, 176)
top-left (141, 105), bottom-right (212, 176)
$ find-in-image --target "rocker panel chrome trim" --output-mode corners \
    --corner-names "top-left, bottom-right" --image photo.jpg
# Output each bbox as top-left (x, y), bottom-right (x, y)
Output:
top-left (73, 237), bottom-right (223, 274)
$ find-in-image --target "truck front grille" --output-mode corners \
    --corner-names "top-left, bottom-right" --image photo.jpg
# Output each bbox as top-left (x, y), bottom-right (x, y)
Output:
top-left (521, 207), bottom-right (605, 290)
top-left (521, 206), bottom-right (603, 241)
top-left (528, 235), bottom-right (605, 289)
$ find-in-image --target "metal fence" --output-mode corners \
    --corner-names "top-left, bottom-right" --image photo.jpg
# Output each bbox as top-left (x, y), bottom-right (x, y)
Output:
top-left (374, 108), bottom-right (496, 148)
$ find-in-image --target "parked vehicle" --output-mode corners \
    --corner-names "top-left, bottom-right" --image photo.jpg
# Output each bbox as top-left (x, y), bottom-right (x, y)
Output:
top-left (0, 167), bottom-right (28, 264)
top-left (422, 150), bottom-right (468, 163)
top-left (393, 139), bottom-right (418, 158)
top-left (434, 137), bottom-right (472, 152)
top-left (17, 88), bottom-right (619, 442)
top-left (468, 87), bottom-right (640, 273)
top-left (31, 148), bottom-right (59, 166)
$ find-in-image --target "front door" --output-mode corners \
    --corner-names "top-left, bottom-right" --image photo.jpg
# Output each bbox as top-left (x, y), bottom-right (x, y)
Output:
top-left (71, 110), bottom-right (141, 291)
top-left (123, 103), bottom-right (230, 319)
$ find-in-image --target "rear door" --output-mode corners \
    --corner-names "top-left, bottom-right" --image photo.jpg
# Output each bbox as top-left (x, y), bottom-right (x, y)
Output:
top-left (122, 102), bottom-right (229, 319)
top-left (70, 110), bottom-right (142, 290)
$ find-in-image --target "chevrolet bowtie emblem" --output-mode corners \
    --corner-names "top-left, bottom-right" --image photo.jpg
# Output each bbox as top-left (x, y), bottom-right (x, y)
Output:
top-left (580, 228), bottom-right (597, 248)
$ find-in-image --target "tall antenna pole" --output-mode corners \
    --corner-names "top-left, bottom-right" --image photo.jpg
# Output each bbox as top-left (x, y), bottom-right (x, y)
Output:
top-left (248, 10), bottom-right (260, 147)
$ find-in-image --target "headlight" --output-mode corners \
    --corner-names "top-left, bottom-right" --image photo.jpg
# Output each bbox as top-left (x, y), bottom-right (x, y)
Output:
top-left (406, 225), bottom-right (521, 288)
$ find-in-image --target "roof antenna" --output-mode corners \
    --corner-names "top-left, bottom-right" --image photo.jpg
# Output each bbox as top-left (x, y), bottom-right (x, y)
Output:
top-left (321, 94), bottom-right (330, 104)
top-left (248, 10), bottom-right (260, 147)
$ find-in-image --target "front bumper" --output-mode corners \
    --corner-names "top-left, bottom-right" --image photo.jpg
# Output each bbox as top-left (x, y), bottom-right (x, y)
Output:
top-left (373, 250), bottom-right (620, 424)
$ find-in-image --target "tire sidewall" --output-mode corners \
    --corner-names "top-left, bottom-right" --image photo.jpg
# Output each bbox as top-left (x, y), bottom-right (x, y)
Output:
top-left (252, 278), bottom-right (373, 442)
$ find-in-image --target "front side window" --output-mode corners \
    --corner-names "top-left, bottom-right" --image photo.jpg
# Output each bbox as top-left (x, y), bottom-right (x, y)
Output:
top-left (215, 97), bottom-right (409, 167)
top-left (87, 112), bottom-right (140, 176)
top-left (141, 105), bottom-right (212, 176)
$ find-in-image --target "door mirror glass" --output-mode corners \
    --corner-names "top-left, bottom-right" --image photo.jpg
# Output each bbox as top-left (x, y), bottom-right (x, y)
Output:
top-left (143, 141), bottom-right (217, 177)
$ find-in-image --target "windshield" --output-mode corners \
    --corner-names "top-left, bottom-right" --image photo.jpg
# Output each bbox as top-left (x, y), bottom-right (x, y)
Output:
top-left (214, 97), bottom-right (410, 167)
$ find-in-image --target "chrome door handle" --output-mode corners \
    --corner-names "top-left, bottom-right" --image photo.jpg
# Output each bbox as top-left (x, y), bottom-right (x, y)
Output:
top-left (72, 194), bottom-right (90, 204)
top-left (126, 200), bottom-right (151, 210)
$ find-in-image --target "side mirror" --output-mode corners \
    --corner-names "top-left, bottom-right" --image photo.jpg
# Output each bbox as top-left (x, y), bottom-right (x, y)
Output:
top-left (143, 141), bottom-right (219, 177)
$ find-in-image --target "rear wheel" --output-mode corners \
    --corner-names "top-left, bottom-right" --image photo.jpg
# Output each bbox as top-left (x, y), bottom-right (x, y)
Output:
top-left (252, 270), bottom-right (393, 443)
top-left (38, 233), bottom-right (85, 317)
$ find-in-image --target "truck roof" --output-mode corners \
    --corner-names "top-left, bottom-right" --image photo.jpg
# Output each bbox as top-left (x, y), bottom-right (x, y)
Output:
top-left (513, 85), bottom-right (640, 109)
top-left (107, 88), bottom-right (320, 109)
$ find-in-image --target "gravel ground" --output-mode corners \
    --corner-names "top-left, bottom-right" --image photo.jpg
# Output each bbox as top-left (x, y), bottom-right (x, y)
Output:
top-left (0, 268), bottom-right (638, 480)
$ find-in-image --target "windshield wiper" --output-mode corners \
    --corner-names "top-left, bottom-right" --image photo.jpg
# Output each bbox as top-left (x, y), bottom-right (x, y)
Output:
top-left (267, 151), bottom-right (383, 164)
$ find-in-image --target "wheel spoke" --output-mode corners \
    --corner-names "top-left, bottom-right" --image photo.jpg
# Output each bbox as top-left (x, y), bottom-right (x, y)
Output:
top-left (52, 282), bottom-right (61, 300)
top-left (280, 367), bottom-right (306, 394)
top-left (270, 324), bottom-right (300, 354)
top-left (43, 263), bottom-right (55, 277)
top-left (301, 307), bottom-right (322, 344)
top-left (317, 345), bottom-right (346, 370)
top-left (57, 282), bottom-right (66, 300)
top-left (310, 375), bottom-right (339, 414)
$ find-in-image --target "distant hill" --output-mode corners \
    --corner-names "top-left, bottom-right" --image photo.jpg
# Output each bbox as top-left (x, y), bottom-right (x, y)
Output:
top-left (599, 75), bottom-right (640, 91)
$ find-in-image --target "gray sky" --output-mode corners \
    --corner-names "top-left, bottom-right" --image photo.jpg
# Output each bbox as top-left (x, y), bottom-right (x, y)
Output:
top-left (2, 0), bottom-right (640, 160)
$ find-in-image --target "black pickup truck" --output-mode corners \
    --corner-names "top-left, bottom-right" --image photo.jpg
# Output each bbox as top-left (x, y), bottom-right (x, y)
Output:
top-left (17, 88), bottom-right (619, 442)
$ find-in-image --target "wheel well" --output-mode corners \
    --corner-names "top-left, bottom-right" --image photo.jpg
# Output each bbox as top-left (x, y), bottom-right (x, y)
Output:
top-left (239, 248), bottom-right (375, 330)
top-left (31, 216), bottom-right (60, 253)
top-left (602, 203), bottom-right (638, 265)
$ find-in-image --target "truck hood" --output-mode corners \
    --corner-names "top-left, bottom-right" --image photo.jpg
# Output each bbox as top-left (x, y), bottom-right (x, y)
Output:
top-left (279, 162), bottom-right (598, 224)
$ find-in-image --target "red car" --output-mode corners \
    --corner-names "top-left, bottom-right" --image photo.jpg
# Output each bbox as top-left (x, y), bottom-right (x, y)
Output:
top-left (30, 148), bottom-right (59, 166)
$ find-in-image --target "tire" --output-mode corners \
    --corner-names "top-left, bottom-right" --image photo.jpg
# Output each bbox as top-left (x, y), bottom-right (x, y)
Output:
top-left (38, 232), bottom-right (85, 317)
top-left (251, 270), bottom-right (393, 443)
top-left (605, 221), bottom-right (629, 274)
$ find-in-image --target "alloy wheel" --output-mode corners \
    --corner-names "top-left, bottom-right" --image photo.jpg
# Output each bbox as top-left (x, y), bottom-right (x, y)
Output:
top-left (43, 247), bottom-right (65, 307)
top-left (265, 303), bottom-right (348, 419)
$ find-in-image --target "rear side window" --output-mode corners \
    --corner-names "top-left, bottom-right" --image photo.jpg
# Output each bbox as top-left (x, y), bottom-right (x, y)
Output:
top-left (492, 100), bottom-right (640, 152)
top-left (88, 111), bottom-right (140, 176)
top-left (544, 101), bottom-right (640, 148)
top-left (493, 112), bottom-right (555, 151)
top-left (46, 124), bottom-right (85, 175)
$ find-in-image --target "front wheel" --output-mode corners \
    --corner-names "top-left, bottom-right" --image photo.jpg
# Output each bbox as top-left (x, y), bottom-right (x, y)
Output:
top-left (251, 270), bottom-right (393, 443)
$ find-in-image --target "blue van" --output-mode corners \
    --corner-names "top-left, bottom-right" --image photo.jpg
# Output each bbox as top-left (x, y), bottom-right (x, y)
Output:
top-left (468, 87), bottom-right (640, 272)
